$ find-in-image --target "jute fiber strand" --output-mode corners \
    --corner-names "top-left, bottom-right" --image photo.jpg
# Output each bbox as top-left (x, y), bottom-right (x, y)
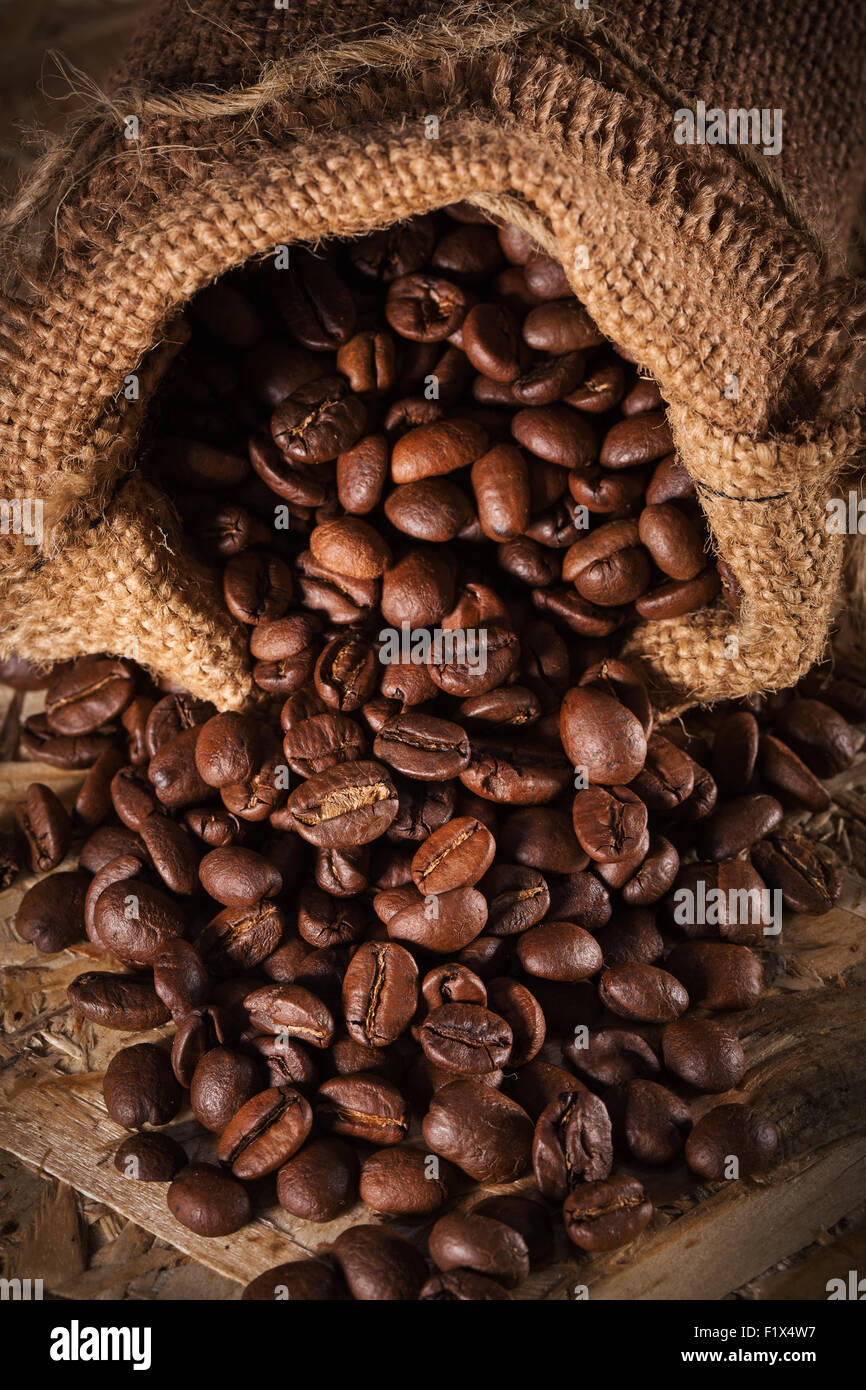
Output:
top-left (0, 0), bottom-right (864, 709)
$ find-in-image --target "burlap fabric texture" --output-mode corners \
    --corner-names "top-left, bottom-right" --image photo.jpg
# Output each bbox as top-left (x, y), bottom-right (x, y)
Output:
top-left (0, 0), bottom-right (864, 711)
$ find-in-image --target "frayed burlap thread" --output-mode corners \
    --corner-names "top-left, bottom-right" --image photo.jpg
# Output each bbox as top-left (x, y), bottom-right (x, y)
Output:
top-left (0, 0), bottom-right (864, 708)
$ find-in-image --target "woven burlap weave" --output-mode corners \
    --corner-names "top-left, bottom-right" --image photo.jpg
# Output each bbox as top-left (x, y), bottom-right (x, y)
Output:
top-left (0, 0), bottom-right (863, 708)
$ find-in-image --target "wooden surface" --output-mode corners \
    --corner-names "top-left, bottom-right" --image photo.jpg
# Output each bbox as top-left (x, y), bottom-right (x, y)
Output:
top-left (1, 676), bottom-right (866, 1299)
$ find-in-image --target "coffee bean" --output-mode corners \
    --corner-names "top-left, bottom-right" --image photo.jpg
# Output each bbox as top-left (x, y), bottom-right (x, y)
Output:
top-left (45, 657), bottom-right (135, 735)
top-left (699, 793), bottom-right (783, 861)
top-left (411, 816), bottom-right (495, 894)
top-left (482, 863), bottom-right (550, 935)
top-left (563, 1028), bottom-right (660, 1087)
top-left (662, 1018), bottom-right (746, 1093)
top-left (333, 1225), bottom-right (427, 1301)
top-left (342, 940), bottom-right (419, 1046)
top-left (563, 1175), bottom-right (653, 1251)
top-left (114, 1132), bottom-right (186, 1182)
top-left (419, 1002), bottom-right (512, 1075)
top-left (373, 713), bottom-right (470, 780)
top-left (103, 1043), bottom-right (182, 1130)
top-left (604, 1079), bottom-right (692, 1164)
top-left (429, 1211), bottom-right (530, 1287)
top-left (773, 698), bottom-right (855, 777)
top-left (68, 971), bottom-right (170, 1031)
top-left (167, 1162), bottom-right (251, 1237)
top-left (516, 920), bottom-right (603, 981)
top-left (317, 1073), bottom-right (409, 1144)
top-left (751, 832), bottom-right (841, 914)
top-left (388, 885), bottom-right (488, 953)
top-left (599, 963), bottom-right (689, 1022)
top-left (285, 760), bottom-right (398, 847)
top-left (599, 412), bottom-right (672, 468)
top-left (198, 900), bottom-right (285, 975)
top-left (15, 783), bottom-right (71, 872)
top-left (359, 1145), bottom-right (454, 1215)
top-left (189, 1046), bottom-right (261, 1131)
top-left (245, 984), bottom-right (336, 1049)
top-left (198, 846), bottom-right (281, 906)
top-left (16, 871), bottom-right (88, 953)
top-left (685, 1103), bottom-right (780, 1179)
top-left (217, 1085), bottom-right (313, 1178)
top-left (560, 686), bottom-right (647, 784)
top-left (276, 1136), bottom-right (358, 1221)
top-left (532, 1090), bottom-right (613, 1199)
top-left (422, 1080), bottom-right (533, 1182)
top-left (664, 941), bottom-right (762, 1011)
top-left (153, 939), bottom-right (210, 1021)
top-left (419, 1271), bottom-right (512, 1300)
top-left (242, 1260), bottom-right (347, 1301)
top-left (386, 274), bottom-right (468, 342)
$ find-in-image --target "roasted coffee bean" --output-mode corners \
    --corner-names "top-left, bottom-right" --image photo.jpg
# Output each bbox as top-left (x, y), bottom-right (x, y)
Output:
top-left (224, 549), bottom-right (294, 624)
top-left (385, 274), bottom-right (468, 342)
top-left (635, 566), bottom-right (721, 620)
top-left (189, 1045), bottom-right (261, 1131)
top-left (498, 807), bottom-right (586, 874)
top-left (484, 977), bottom-right (545, 1066)
top-left (45, 657), bottom-right (135, 735)
top-left (342, 940), bottom-right (418, 1046)
top-left (599, 963), bottom-right (689, 1021)
top-left (685, 1103), bottom-right (780, 1179)
top-left (563, 520), bottom-right (650, 606)
top-left (148, 727), bottom-right (212, 808)
top-left (15, 871), bottom-right (88, 953)
top-left (242, 1259), bottom-right (347, 1301)
top-left (422, 963), bottom-right (487, 1011)
top-left (419, 1270), bottom-right (512, 1300)
top-left (245, 984), bottom-right (336, 1049)
top-left (15, 783), bottom-right (71, 873)
top-left (665, 860), bottom-right (769, 944)
top-left (359, 1144), bottom-right (453, 1215)
top-left (93, 877), bottom-right (185, 967)
top-left (429, 1211), bottom-right (529, 1287)
top-left (773, 698), bottom-right (855, 777)
top-left (110, 765), bottom-right (160, 831)
top-left (139, 814), bottom-right (199, 895)
top-left (546, 870), bottom-right (611, 928)
top-left (276, 1136), bottom-right (358, 1221)
top-left (532, 1090), bottom-right (613, 1199)
top-left (103, 1043), bottom-right (183, 1130)
top-left (563, 1175), bottom-right (653, 1251)
top-left (664, 941), bottom-right (762, 1011)
top-left (167, 1162), bottom-right (252, 1237)
top-left (333, 1225), bottom-right (427, 1301)
top-left (563, 1028), bottom-right (660, 1087)
top-left (572, 785), bottom-right (648, 864)
top-left (19, 715), bottom-right (116, 768)
top-left (145, 694), bottom-right (215, 758)
top-left (218, 1085), bottom-right (313, 1178)
top-left (388, 884), bottom-right (488, 953)
top-left (373, 713), bottom-right (470, 781)
top-left (482, 863), bottom-right (550, 935)
top-left (418, 1002), bottom-right (512, 1075)
top-left (516, 920), bottom-right (603, 981)
top-left (422, 1079), bottom-right (533, 1182)
top-left (638, 503), bottom-right (705, 580)
top-left (283, 759), bottom-right (397, 849)
top-left (596, 908), bottom-right (664, 965)
top-left (68, 972), bottom-right (170, 1031)
top-left (76, 747), bottom-right (127, 827)
top-left (631, 734), bottom-right (695, 810)
top-left (699, 793), bottom-right (783, 861)
top-left (459, 733), bottom-right (571, 805)
top-left (511, 404), bottom-right (596, 469)
top-left (600, 412), bottom-right (672, 468)
top-left (711, 711), bottom-right (760, 796)
top-left (560, 686), bottom-right (647, 784)
top-left (751, 832), bottom-right (841, 914)
top-left (604, 1079), bottom-right (692, 1164)
top-left (757, 734), bottom-right (830, 812)
top-left (411, 817), bottom-right (495, 894)
top-left (198, 901), bottom-right (285, 975)
top-left (153, 939), bottom-right (210, 1021)
top-left (198, 847), bottom-right (281, 907)
top-left (661, 1017), bottom-right (745, 1093)
top-left (114, 1131), bottom-right (186, 1182)
top-left (317, 1073), bottom-right (409, 1144)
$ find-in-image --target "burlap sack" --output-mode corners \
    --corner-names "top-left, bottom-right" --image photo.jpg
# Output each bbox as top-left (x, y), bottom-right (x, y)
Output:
top-left (1, 0), bottom-right (864, 711)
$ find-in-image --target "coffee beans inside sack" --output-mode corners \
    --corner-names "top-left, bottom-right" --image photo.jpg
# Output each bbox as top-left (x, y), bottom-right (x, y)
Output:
top-left (7, 199), bottom-right (863, 1299)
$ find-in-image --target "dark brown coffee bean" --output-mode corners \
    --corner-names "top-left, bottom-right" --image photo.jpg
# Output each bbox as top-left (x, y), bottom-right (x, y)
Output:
top-left (662, 1017), bottom-right (746, 1093)
top-left (410, 816), bottom-right (495, 895)
top-left (664, 941), bottom-right (762, 1011)
top-left (114, 1131), bottom-right (186, 1182)
top-left (198, 847), bottom-right (281, 908)
top-left (772, 698), bottom-right (855, 777)
top-left (516, 920), bottom-right (603, 981)
top-left (139, 814), bottom-right (199, 896)
top-left (19, 715), bottom-right (116, 768)
top-left (599, 963), bottom-right (689, 1021)
top-left (429, 1211), bottom-right (529, 1288)
top-left (751, 832), bottom-right (841, 914)
top-left (189, 1045), bottom-right (261, 1131)
top-left (385, 477), bottom-right (474, 540)
top-left (388, 885), bottom-right (488, 953)
top-left (637, 503), bottom-right (705, 579)
top-left (563, 1175), bottom-right (653, 1251)
top-left (44, 657), bottom-right (135, 735)
top-left (511, 404), bottom-right (596, 468)
top-left (621, 834), bottom-right (679, 906)
top-left (342, 940), bottom-right (419, 1046)
top-left (285, 760), bottom-right (398, 847)
top-left (634, 566), bottom-right (721, 619)
top-left (390, 418), bottom-right (489, 484)
top-left (218, 1085), bottom-right (312, 1178)
top-left (523, 300), bottom-right (604, 353)
top-left (605, 1079), bottom-right (692, 1164)
top-left (560, 686), bottom-right (647, 784)
top-left (103, 1043), bottom-right (183, 1130)
top-left (317, 1072), bottom-right (409, 1144)
top-left (148, 727), bottom-right (211, 809)
top-left (423, 1079), bottom-right (533, 1182)
top-left (419, 1270), bottom-right (512, 1300)
top-left (563, 1028), bottom-right (660, 1087)
top-left (359, 1145), bottom-right (453, 1215)
top-left (482, 863), bottom-right (550, 936)
top-left (546, 870), bottom-right (611, 928)
top-left (15, 871), bottom-right (88, 953)
top-left (385, 274), bottom-right (469, 342)
top-left (92, 877), bottom-right (185, 967)
top-left (198, 900), bottom-right (285, 976)
top-left (418, 1002), bottom-right (512, 1075)
top-left (167, 1162), bottom-right (252, 1237)
top-left (245, 984), bottom-right (336, 1049)
top-left (571, 785), bottom-right (648, 865)
top-left (563, 520), bottom-right (651, 607)
top-left (15, 783), bottom-right (71, 872)
top-left (533, 1090), bottom-right (613, 1200)
top-left (699, 793), bottom-right (783, 861)
top-left (68, 971), bottom-right (170, 1031)
top-left (242, 1259), bottom-right (347, 1301)
top-left (333, 1225), bottom-right (427, 1301)
top-left (421, 964), bottom-right (487, 1011)
top-left (710, 711), bottom-right (760, 796)
top-left (276, 1136), bottom-right (358, 1221)
top-left (757, 734), bottom-right (830, 811)
top-left (373, 713), bottom-right (470, 781)
top-left (469, 443), bottom-right (531, 541)
top-left (75, 748), bottom-right (127, 828)
top-left (459, 733), bottom-right (571, 805)
top-left (685, 1103), bottom-right (780, 1179)
top-left (596, 907), bottom-right (664, 965)
top-left (599, 411), bottom-right (672, 468)
top-left (153, 939), bottom-right (209, 1021)
top-left (283, 712), bottom-right (366, 778)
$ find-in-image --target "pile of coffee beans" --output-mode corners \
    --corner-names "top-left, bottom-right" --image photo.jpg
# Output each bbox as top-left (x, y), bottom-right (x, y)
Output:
top-left (6, 205), bottom-right (859, 1300)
